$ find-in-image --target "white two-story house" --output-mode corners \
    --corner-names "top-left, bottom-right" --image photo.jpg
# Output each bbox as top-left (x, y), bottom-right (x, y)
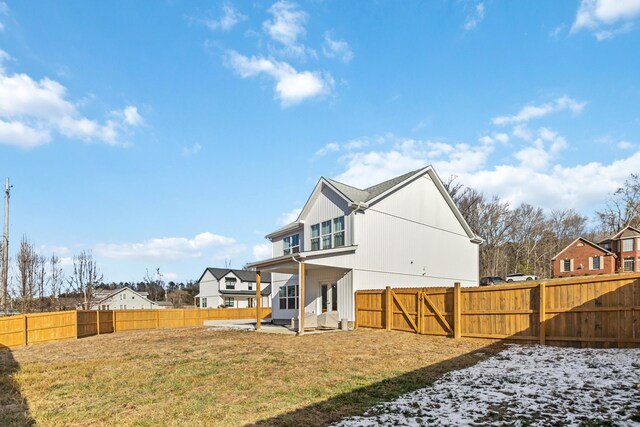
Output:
top-left (90, 287), bottom-right (172, 310)
top-left (195, 268), bottom-right (271, 309)
top-left (247, 166), bottom-right (481, 327)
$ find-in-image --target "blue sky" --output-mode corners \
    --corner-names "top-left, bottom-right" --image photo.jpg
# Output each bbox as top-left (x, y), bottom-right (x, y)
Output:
top-left (1, 0), bottom-right (639, 283)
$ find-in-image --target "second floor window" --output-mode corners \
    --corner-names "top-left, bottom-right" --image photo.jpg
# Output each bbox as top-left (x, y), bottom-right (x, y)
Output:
top-left (623, 239), bottom-right (634, 252)
top-left (283, 234), bottom-right (300, 255)
top-left (310, 216), bottom-right (345, 251)
top-left (225, 278), bottom-right (236, 289)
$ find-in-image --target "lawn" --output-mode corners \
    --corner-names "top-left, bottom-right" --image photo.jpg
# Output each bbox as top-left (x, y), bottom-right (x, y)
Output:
top-left (0, 327), bottom-right (501, 426)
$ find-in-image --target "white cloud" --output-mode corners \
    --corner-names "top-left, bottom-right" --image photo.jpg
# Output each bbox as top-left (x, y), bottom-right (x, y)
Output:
top-left (95, 232), bottom-right (236, 262)
top-left (252, 243), bottom-right (271, 260)
top-left (263, 1), bottom-right (307, 47)
top-left (618, 140), bottom-right (635, 149)
top-left (572, 0), bottom-right (640, 39)
top-left (206, 3), bottom-right (247, 31)
top-left (322, 31), bottom-right (353, 63)
top-left (0, 1), bottom-right (7, 32)
top-left (494, 133), bottom-right (510, 143)
top-left (0, 120), bottom-right (51, 148)
top-left (182, 143), bottom-right (202, 156)
top-left (326, 129), bottom-right (640, 213)
top-left (464, 3), bottom-right (485, 31)
top-left (333, 135), bottom-right (495, 189)
top-left (549, 24), bottom-right (565, 38)
top-left (226, 50), bottom-right (332, 106)
top-left (512, 124), bottom-right (533, 141)
top-left (279, 207), bottom-right (302, 225)
top-left (315, 142), bottom-right (340, 156)
top-left (492, 96), bottom-right (585, 126)
top-left (211, 244), bottom-right (247, 263)
top-left (122, 106), bottom-right (143, 126)
top-left (0, 53), bottom-right (143, 148)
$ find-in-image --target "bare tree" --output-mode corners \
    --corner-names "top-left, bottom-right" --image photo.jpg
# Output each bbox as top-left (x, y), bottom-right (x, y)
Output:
top-left (596, 173), bottom-right (640, 234)
top-left (48, 254), bottom-right (65, 311)
top-left (15, 235), bottom-right (37, 313)
top-left (143, 268), bottom-right (165, 301)
top-left (68, 250), bottom-right (103, 310)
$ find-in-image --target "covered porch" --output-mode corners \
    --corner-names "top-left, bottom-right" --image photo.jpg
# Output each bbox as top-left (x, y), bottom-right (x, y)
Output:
top-left (247, 252), bottom-right (354, 335)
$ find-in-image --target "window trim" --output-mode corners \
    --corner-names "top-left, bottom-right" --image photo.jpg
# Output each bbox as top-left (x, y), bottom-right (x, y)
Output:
top-left (225, 277), bottom-right (237, 290)
top-left (283, 234), bottom-right (300, 255)
top-left (310, 215), bottom-right (345, 251)
top-left (278, 284), bottom-right (299, 310)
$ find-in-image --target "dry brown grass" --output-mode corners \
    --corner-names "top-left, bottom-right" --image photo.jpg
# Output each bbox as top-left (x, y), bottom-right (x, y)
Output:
top-left (1, 327), bottom-right (503, 426)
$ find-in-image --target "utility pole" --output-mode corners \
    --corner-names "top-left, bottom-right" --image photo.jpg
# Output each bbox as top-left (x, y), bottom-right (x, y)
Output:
top-left (1, 177), bottom-right (10, 311)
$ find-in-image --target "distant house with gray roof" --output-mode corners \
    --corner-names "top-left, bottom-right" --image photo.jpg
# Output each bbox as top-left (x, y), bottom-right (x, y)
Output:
top-left (195, 268), bottom-right (271, 309)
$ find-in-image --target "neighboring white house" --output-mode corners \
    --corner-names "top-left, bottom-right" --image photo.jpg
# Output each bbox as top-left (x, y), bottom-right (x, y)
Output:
top-left (246, 165), bottom-right (482, 325)
top-left (195, 268), bottom-right (271, 309)
top-left (90, 287), bottom-right (172, 310)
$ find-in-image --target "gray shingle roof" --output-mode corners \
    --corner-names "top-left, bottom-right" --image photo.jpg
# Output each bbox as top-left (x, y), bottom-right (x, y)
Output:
top-left (205, 268), bottom-right (271, 283)
top-left (327, 168), bottom-right (425, 203)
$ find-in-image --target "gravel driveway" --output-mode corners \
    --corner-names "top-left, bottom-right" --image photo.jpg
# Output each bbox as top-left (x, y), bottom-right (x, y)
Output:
top-left (334, 345), bottom-right (640, 426)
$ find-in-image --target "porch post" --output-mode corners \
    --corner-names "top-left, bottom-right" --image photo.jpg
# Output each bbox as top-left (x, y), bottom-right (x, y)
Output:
top-left (298, 261), bottom-right (305, 335)
top-left (255, 270), bottom-right (261, 331)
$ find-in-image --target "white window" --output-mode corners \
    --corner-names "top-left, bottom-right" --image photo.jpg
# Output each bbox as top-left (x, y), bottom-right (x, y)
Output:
top-left (224, 297), bottom-right (234, 308)
top-left (333, 217), bottom-right (345, 248)
top-left (590, 256), bottom-right (601, 270)
top-left (310, 216), bottom-right (345, 251)
top-left (311, 224), bottom-right (321, 250)
top-left (623, 239), bottom-right (634, 252)
top-left (283, 234), bottom-right (300, 255)
top-left (562, 259), bottom-right (572, 272)
top-left (225, 278), bottom-right (237, 290)
top-left (202, 297), bottom-right (207, 308)
top-left (623, 257), bottom-right (634, 272)
top-left (248, 283), bottom-right (253, 291)
top-left (278, 284), bottom-right (298, 310)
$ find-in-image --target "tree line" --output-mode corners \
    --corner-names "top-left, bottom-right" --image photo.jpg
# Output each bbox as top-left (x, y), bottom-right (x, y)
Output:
top-left (445, 173), bottom-right (640, 280)
top-left (0, 239), bottom-right (198, 314)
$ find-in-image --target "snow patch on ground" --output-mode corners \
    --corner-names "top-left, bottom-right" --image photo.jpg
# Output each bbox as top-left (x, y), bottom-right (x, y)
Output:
top-left (334, 345), bottom-right (640, 426)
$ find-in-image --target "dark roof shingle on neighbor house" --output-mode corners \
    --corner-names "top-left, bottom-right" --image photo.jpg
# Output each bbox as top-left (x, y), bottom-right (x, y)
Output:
top-left (203, 268), bottom-right (271, 283)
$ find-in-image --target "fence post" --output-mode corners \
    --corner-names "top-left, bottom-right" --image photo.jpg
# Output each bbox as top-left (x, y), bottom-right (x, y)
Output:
top-left (156, 310), bottom-right (160, 329)
top-left (354, 291), bottom-right (359, 330)
top-left (453, 282), bottom-right (461, 339)
top-left (385, 286), bottom-right (393, 331)
top-left (23, 315), bottom-right (28, 346)
top-left (96, 310), bottom-right (100, 335)
top-left (113, 310), bottom-right (117, 333)
top-left (539, 282), bottom-right (546, 345)
top-left (73, 311), bottom-right (78, 340)
top-left (416, 290), bottom-right (422, 334)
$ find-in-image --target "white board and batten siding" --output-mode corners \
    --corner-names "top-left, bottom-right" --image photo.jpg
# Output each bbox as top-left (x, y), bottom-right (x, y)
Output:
top-left (351, 174), bottom-right (478, 289)
top-left (302, 185), bottom-right (353, 251)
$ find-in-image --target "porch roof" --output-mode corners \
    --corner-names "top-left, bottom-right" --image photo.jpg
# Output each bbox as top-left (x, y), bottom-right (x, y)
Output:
top-left (245, 245), bottom-right (357, 274)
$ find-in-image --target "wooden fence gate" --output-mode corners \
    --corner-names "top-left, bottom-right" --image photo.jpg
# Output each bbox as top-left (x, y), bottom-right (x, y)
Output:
top-left (355, 273), bottom-right (640, 347)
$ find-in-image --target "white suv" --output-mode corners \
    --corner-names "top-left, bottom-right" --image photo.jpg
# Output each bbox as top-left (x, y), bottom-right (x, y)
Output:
top-left (505, 273), bottom-right (538, 282)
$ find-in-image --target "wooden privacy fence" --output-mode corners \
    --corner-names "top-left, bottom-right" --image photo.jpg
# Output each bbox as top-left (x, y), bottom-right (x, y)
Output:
top-left (355, 273), bottom-right (640, 347)
top-left (1, 307), bottom-right (272, 348)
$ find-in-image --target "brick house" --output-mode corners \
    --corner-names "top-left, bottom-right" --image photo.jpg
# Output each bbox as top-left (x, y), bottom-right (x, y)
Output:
top-left (598, 225), bottom-right (640, 273)
top-left (552, 237), bottom-right (616, 278)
